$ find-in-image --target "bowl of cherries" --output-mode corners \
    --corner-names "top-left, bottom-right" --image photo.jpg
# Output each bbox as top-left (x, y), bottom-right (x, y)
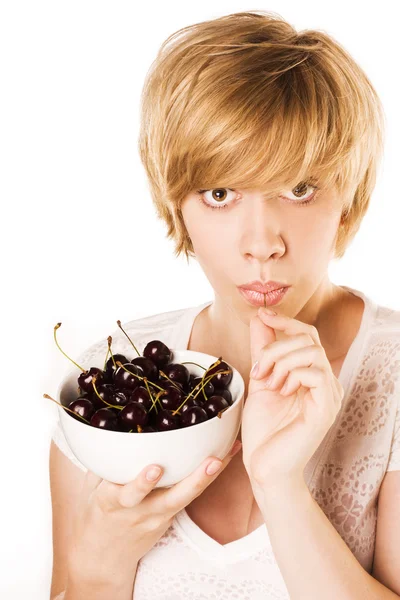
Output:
top-left (45, 321), bottom-right (245, 486)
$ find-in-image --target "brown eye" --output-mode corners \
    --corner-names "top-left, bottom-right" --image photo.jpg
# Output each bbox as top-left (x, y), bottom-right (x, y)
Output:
top-left (210, 189), bottom-right (228, 202)
top-left (196, 188), bottom-right (236, 210)
top-left (292, 181), bottom-right (308, 198)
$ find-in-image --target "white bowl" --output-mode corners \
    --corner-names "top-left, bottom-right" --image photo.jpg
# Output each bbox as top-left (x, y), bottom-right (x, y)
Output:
top-left (56, 349), bottom-right (245, 486)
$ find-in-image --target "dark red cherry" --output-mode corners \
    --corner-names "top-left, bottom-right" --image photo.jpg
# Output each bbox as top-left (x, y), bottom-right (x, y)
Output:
top-left (141, 425), bottom-right (157, 432)
top-left (180, 397), bottom-right (203, 413)
top-left (104, 354), bottom-right (130, 382)
top-left (143, 340), bottom-right (172, 368)
top-left (90, 408), bottom-right (118, 430)
top-left (155, 409), bottom-right (181, 431)
top-left (162, 363), bottom-right (190, 387)
top-left (218, 387), bottom-right (233, 406)
top-left (159, 385), bottom-right (183, 411)
top-left (114, 363), bottom-right (142, 391)
top-left (119, 401), bottom-right (149, 430)
top-left (128, 386), bottom-right (154, 411)
top-left (91, 383), bottom-right (130, 410)
top-left (203, 395), bottom-right (229, 418)
top-left (180, 405), bottom-right (209, 428)
top-left (206, 361), bottom-right (233, 389)
top-left (192, 376), bottom-right (215, 398)
top-left (67, 397), bottom-right (95, 422)
top-left (131, 356), bottom-right (158, 381)
top-left (78, 367), bottom-right (105, 394)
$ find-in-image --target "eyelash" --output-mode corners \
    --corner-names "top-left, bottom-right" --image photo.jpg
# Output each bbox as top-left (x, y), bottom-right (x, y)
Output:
top-left (196, 183), bottom-right (320, 211)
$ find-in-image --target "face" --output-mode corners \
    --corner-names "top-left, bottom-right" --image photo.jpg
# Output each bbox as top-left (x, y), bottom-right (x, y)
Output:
top-left (180, 180), bottom-right (344, 323)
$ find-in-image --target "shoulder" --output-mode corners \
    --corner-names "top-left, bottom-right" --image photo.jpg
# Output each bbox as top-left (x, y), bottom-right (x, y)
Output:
top-left (373, 301), bottom-right (400, 332)
top-left (77, 304), bottom-right (194, 367)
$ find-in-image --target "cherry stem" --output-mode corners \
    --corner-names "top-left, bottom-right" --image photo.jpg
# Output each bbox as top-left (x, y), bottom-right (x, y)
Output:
top-left (116, 320), bottom-right (140, 356)
top-left (217, 406), bottom-right (230, 419)
top-left (103, 345), bottom-right (110, 371)
top-left (142, 377), bottom-right (161, 414)
top-left (107, 336), bottom-right (118, 368)
top-left (264, 293), bottom-right (267, 308)
top-left (54, 323), bottom-right (85, 373)
top-left (43, 393), bottom-right (91, 424)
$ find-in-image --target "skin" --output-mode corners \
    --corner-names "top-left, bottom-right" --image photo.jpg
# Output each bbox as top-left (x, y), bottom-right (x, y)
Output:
top-left (180, 181), bottom-right (358, 382)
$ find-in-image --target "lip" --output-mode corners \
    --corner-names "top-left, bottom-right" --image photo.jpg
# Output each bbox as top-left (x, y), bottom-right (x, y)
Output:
top-left (238, 286), bottom-right (289, 307)
top-left (239, 280), bottom-right (290, 293)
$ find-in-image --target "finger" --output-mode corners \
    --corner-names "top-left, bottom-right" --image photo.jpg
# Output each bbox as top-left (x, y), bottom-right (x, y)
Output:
top-left (97, 464), bottom-right (164, 511)
top-left (264, 345), bottom-right (327, 392)
top-left (249, 314), bottom-right (276, 394)
top-left (258, 309), bottom-right (321, 345)
top-left (251, 333), bottom-right (314, 381)
top-left (279, 366), bottom-right (333, 417)
top-left (152, 440), bottom-right (243, 516)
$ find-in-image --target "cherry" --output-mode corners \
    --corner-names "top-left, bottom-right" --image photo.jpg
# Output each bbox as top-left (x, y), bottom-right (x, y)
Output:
top-left (128, 386), bottom-right (154, 411)
top-left (187, 374), bottom-right (198, 392)
top-left (143, 340), bottom-right (171, 368)
top-left (119, 401), bottom-right (149, 431)
top-left (155, 409), bottom-right (181, 431)
top-left (90, 408), bottom-right (118, 430)
top-left (192, 376), bottom-right (215, 398)
top-left (159, 385), bottom-right (184, 411)
top-left (114, 363), bottom-right (142, 391)
top-left (218, 387), bottom-right (233, 406)
top-left (180, 397), bottom-right (203, 413)
top-left (206, 360), bottom-right (233, 389)
top-left (161, 363), bottom-right (190, 387)
top-left (203, 395), bottom-right (229, 418)
top-left (91, 383), bottom-right (130, 410)
top-left (131, 356), bottom-right (158, 381)
top-left (104, 353), bottom-right (129, 382)
top-left (180, 405), bottom-right (209, 428)
top-left (78, 367), bottom-right (105, 394)
top-left (68, 397), bottom-right (95, 422)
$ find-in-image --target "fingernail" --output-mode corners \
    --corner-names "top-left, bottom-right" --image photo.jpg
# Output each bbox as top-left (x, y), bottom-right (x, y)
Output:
top-left (206, 460), bottom-right (222, 476)
top-left (229, 440), bottom-right (242, 457)
top-left (250, 361), bottom-right (259, 378)
top-left (146, 466), bottom-right (161, 481)
top-left (260, 308), bottom-right (277, 316)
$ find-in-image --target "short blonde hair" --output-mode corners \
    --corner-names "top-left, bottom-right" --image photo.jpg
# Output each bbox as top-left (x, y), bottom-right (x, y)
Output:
top-left (138, 10), bottom-right (385, 263)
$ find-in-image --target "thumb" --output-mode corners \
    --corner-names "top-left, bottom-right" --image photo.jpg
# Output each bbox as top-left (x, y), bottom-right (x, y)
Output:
top-left (249, 311), bottom-right (276, 392)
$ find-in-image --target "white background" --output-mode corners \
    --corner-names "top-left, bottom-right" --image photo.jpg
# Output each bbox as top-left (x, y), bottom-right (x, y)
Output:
top-left (1, 1), bottom-right (399, 598)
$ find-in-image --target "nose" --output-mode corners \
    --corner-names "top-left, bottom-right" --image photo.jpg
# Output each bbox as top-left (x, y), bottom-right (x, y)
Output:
top-left (240, 194), bottom-right (286, 264)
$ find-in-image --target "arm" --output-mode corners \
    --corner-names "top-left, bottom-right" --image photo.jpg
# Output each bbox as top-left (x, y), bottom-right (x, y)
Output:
top-left (253, 478), bottom-right (400, 600)
top-left (63, 572), bottom-right (137, 600)
top-left (52, 565), bottom-right (138, 600)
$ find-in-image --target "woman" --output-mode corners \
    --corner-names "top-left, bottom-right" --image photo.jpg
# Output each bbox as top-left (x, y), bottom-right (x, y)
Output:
top-left (50, 10), bottom-right (400, 599)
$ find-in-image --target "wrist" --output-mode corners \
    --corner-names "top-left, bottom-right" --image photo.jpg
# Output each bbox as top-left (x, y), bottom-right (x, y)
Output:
top-left (250, 474), bottom-right (308, 505)
top-left (66, 564), bottom-right (138, 598)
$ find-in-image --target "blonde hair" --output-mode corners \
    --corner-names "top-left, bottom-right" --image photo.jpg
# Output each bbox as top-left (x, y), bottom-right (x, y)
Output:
top-left (138, 10), bottom-right (385, 263)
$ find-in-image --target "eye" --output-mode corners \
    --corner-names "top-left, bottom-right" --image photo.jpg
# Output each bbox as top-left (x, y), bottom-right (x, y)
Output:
top-left (196, 188), bottom-right (237, 211)
top-left (280, 180), bottom-right (320, 205)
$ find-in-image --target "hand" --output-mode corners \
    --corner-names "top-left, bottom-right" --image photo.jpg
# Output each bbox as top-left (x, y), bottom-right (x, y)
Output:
top-left (241, 307), bottom-right (344, 491)
top-left (67, 440), bottom-right (242, 589)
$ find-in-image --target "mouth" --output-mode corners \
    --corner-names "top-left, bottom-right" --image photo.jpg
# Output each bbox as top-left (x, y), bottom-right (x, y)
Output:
top-left (238, 286), bottom-right (290, 307)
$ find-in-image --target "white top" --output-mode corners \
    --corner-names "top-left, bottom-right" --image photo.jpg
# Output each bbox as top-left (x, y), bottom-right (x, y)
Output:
top-left (51, 286), bottom-right (400, 599)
